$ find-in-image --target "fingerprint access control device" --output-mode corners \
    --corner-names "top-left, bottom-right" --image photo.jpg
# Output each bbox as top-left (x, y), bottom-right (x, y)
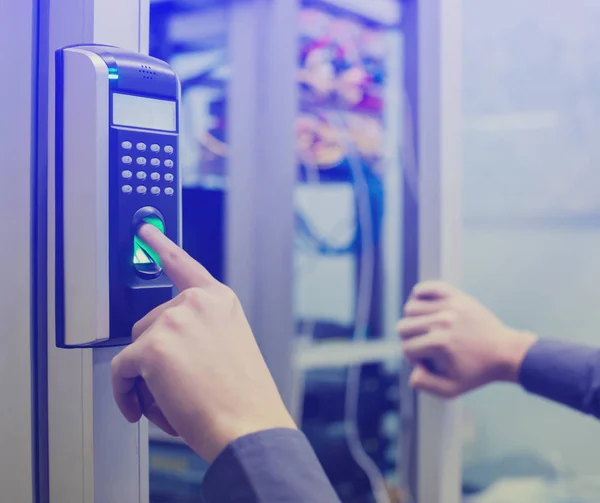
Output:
top-left (55, 45), bottom-right (181, 348)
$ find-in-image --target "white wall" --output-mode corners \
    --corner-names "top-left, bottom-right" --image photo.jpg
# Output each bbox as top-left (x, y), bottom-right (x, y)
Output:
top-left (0, 0), bottom-right (34, 501)
top-left (462, 0), bottom-right (600, 480)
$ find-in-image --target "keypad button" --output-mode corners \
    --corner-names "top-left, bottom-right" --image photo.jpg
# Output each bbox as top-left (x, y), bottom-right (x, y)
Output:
top-left (121, 185), bottom-right (133, 194)
top-left (136, 186), bottom-right (147, 195)
top-left (150, 144), bottom-right (160, 153)
top-left (136, 142), bottom-right (147, 151)
top-left (150, 172), bottom-right (160, 181)
top-left (150, 158), bottom-right (160, 167)
top-left (164, 145), bottom-right (174, 155)
top-left (136, 171), bottom-right (147, 181)
top-left (164, 159), bottom-right (174, 169)
top-left (121, 155), bottom-right (132, 165)
top-left (164, 187), bottom-right (174, 196)
top-left (136, 157), bottom-right (147, 166)
top-left (121, 170), bottom-right (132, 179)
top-left (151, 186), bottom-right (161, 196)
top-left (164, 173), bottom-right (174, 183)
top-left (121, 141), bottom-right (132, 150)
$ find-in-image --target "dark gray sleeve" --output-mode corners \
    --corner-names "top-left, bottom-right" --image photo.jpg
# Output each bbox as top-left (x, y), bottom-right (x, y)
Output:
top-left (519, 339), bottom-right (600, 418)
top-left (201, 428), bottom-right (341, 503)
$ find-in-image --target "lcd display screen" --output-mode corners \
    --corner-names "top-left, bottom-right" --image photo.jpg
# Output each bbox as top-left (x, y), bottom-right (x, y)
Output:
top-left (113, 93), bottom-right (177, 132)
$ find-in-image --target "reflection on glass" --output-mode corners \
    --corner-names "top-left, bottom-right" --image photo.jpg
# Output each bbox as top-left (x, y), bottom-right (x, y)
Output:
top-left (293, 3), bottom-right (406, 502)
top-left (463, 1), bottom-right (600, 502)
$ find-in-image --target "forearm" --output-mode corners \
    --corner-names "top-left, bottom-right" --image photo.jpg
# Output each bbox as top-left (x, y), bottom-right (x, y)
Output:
top-left (202, 428), bottom-right (341, 503)
top-left (519, 339), bottom-right (600, 418)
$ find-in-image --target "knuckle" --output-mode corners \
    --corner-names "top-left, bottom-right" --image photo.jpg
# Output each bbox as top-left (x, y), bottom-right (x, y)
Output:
top-left (110, 354), bottom-right (121, 373)
top-left (437, 310), bottom-right (457, 329)
top-left (160, 307), bottom-right (186, 331)
top-left (142, 335), bottom-right (169, 367)
top-left (162, 248), bottom-right (181, 269)
top-left (440, 389), bottom-right (456, 399)
top-left (181, 287), bottom-right (206, 310)
top-left (403, 300), bottom-right (417, 316)
top-left (396, 319), bottom-right (408, 334)
top-left (220, 284), bottom-right (240, 306)
top-left (131, 319), bottom-right (143, 336)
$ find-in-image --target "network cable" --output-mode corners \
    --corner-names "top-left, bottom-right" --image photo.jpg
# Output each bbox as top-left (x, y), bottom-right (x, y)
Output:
top-left (291, 158), bottom-right (321, 424)
top-left (293, 113), bottom-right (395, 503)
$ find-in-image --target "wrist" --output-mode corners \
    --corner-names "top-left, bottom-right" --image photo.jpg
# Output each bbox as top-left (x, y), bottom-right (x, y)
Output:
top-left (196, 414), bottom-right (298, 463)
top-left (495, 329), bottom-right (538, 383)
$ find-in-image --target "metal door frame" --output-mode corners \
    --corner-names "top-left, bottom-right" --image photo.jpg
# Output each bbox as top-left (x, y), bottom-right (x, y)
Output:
top-left (45, 1), bottom-right (150, 502)
top-left (0, 0), bottom-right (36, 501)
top-left (226, 0), bottom-right (298, 407)
top-left (414, 0), bottom-right (463, 501)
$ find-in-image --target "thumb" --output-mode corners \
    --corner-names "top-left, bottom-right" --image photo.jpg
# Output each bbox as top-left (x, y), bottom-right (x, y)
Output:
top-left (409, 364), bottom-right (459, 399)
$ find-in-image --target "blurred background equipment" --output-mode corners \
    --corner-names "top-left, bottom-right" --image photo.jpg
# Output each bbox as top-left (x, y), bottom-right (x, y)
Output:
top-left (148, 1), bottom-right (411, 502)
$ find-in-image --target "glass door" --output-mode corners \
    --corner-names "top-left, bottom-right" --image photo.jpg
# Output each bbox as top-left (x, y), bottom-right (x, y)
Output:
top-left (0, 0), bottom-right (36, 501)
top-left (462, 1), bottom-right (600, 501)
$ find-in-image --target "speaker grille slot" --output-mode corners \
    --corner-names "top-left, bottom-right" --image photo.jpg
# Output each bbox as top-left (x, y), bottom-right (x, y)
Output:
top-left (138, 64), bottom-right (156, 80)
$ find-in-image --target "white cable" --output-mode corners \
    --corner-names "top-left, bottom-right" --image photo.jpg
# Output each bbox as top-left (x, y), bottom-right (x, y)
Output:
top-left (332, 112), bottom-right (392, 503)
top-left (294, 112), bottom-right (392, 502)
top-left (292, 155), bottom-right (321, 425)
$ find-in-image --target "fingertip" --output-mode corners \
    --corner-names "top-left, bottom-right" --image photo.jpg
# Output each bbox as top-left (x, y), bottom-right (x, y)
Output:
top-left (138, 222), bottom-right (161, 240)
top-left (397, 324), bottom-right (413, 341)
top-left (408, 368), bottom-right (423, 389)
top-left (111, 347), bottom-right (144, 423)
top-left (397, 317), bottom-right (429, 340)
top-left (409, 365), bottom-right (458, 398)
top-left (412, 281), bottom-right (452, 300)
top-left (137, 223), bottom-right (178, 262)
top-left (138, 224), bottom-right (215, 291)
top-left (403, 300), bottom-right (417, 316)
top-left (125, 410), bottom-right (143, 424)
top-left (145, 406), bottom-right (179, 437)
top-left (116, 392), bottom-right (143, 423)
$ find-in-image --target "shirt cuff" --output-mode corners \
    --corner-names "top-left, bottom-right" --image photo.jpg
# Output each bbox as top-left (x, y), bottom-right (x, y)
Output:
top-left (518, 338), bottom-right (595, 411)
top-left (202, 428), bottom-right (340, 503)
